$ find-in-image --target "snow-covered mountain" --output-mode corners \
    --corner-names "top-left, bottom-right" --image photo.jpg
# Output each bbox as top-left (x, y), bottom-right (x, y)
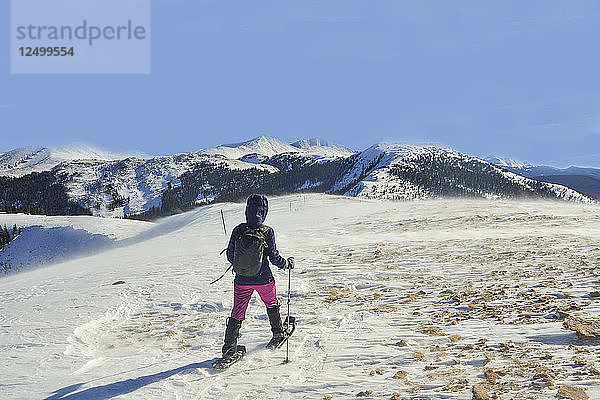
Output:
top-left (0, 137), bottom-right (355, 218)
top-left (52, 153), bottom-right (278, 217)
top-left (2, 195), bottom-right (600, 398)
top-left (200, 136), bottom-right (354, 160)
top-left (0, 145), bottom-right (148, 177)
top-left (0, 137), bottom-right (353, 218)
top-left (200, 136), bottom-right (300, 159)
top-left (330, 144), bottom-right (592, 202)
top-left (484, 156), bottom-right (536, 170)
top-left (291, 137), bottom-right (355, 157)
top-left (0, 139), bottom-right (595, 219)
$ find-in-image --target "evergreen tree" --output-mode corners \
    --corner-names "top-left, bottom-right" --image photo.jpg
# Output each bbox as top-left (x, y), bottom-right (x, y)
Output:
top-left (1, 226), bottom-right (8, 245)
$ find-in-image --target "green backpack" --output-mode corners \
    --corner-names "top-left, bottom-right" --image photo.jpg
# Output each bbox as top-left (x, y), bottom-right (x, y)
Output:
top-left (232, 224), bottom-right (270, 277)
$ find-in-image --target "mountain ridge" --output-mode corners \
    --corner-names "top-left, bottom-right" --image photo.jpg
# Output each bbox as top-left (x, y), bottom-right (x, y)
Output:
top-left (486, 156), bottom-right (600, 199)
top-left (0, 145), bottom-right (149, 178)
top-left (330, 145), bottom-right (590, 202)
top-left (198, 136), bottom-right (354, 160)
top-left (0, 138), bottom-right (595, 219)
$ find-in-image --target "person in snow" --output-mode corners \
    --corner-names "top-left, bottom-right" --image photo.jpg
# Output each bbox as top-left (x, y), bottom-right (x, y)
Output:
top-left (221, 194), bottom-right (294, 359)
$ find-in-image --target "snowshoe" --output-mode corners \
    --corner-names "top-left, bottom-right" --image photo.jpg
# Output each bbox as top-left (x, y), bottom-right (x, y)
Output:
top-left (212, 345), bottom-right (246, 369)
top-left (266, 316), bottom-right (296, 350)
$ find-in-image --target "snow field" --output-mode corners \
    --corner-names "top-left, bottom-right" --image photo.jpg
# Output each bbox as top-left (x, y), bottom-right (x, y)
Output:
top-left (1, 194), bottom-right (600, 399)
top-left (0, 214), bottom-right (153, 273)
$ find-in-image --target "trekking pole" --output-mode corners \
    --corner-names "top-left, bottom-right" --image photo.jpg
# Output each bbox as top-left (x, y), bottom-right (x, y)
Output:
top-left (210, 248), bottom-right (232, 285)
top-left (209, 264), bottom-right (232, 285)
top-left (285, 265), bottom-right (292, 363)
top-left (220, 209), bottom-right (227, 235)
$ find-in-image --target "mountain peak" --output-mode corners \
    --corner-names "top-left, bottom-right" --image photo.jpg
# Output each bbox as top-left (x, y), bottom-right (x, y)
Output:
top-left (291, 138), bottom-right (355, 155)
top-left (200, 136), bottom-right (355, 159)
top-left (223, 135), bottom-right (289, 148)
top-left (484, 155), bottom-right (536, 169)
top-left (200, 136), bottom-right (299, 159)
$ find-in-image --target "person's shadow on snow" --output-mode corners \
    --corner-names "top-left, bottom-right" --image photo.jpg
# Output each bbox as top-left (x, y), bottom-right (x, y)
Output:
top-left (44, 359), bottom-right (217, 400)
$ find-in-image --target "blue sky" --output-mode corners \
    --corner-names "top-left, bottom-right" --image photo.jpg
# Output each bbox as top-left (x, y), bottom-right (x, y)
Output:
top-left (2, 0), bottom-right (600, 167)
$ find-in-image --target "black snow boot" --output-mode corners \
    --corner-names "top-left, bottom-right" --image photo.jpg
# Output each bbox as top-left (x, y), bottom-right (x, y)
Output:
top-left (266, 305), bottom-right (285, 349)
top-left (221, 317), bottom-right (242, 358)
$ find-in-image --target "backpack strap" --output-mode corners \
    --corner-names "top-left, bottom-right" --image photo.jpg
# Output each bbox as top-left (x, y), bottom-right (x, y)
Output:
top-left (257, 225), bottom-right (271, 252)
top-left (235, 223), bottom-right (248, 239)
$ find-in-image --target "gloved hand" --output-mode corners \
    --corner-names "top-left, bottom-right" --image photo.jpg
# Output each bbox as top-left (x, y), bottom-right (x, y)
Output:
top-left (283, 257), bottom-right (295, 270)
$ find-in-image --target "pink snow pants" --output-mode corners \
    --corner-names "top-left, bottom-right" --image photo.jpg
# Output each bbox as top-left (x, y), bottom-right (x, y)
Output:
top-left (231, 281), bottom-right (278, 321)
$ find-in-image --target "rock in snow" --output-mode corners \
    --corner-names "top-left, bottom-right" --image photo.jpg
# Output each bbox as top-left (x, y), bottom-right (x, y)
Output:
top-left (472, 385), bottom-right (490, 400)
top-left (563, 315), bottom-right (600, 338)
top-left (556, 385), bottom-right (589, 400)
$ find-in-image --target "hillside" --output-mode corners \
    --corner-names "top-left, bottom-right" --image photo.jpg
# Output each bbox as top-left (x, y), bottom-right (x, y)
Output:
top-left (1, 195), bottom-right (599, 399)
top-left (52, 153), bottom-right (279, 218)
top-left (0, 214), bottom-right (152, 273)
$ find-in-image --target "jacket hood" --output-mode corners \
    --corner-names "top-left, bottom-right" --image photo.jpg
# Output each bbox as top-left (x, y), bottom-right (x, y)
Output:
top-left (245, 194), bottom-right (268, 228)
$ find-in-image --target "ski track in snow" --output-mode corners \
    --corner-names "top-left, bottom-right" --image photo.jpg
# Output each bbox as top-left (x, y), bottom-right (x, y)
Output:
top-left (1, 195), bottom-right (600, 399)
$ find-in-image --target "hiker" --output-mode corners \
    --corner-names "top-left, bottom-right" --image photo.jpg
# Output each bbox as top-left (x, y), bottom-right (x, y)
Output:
top-left (221, 194), bottom-right (294, 361)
